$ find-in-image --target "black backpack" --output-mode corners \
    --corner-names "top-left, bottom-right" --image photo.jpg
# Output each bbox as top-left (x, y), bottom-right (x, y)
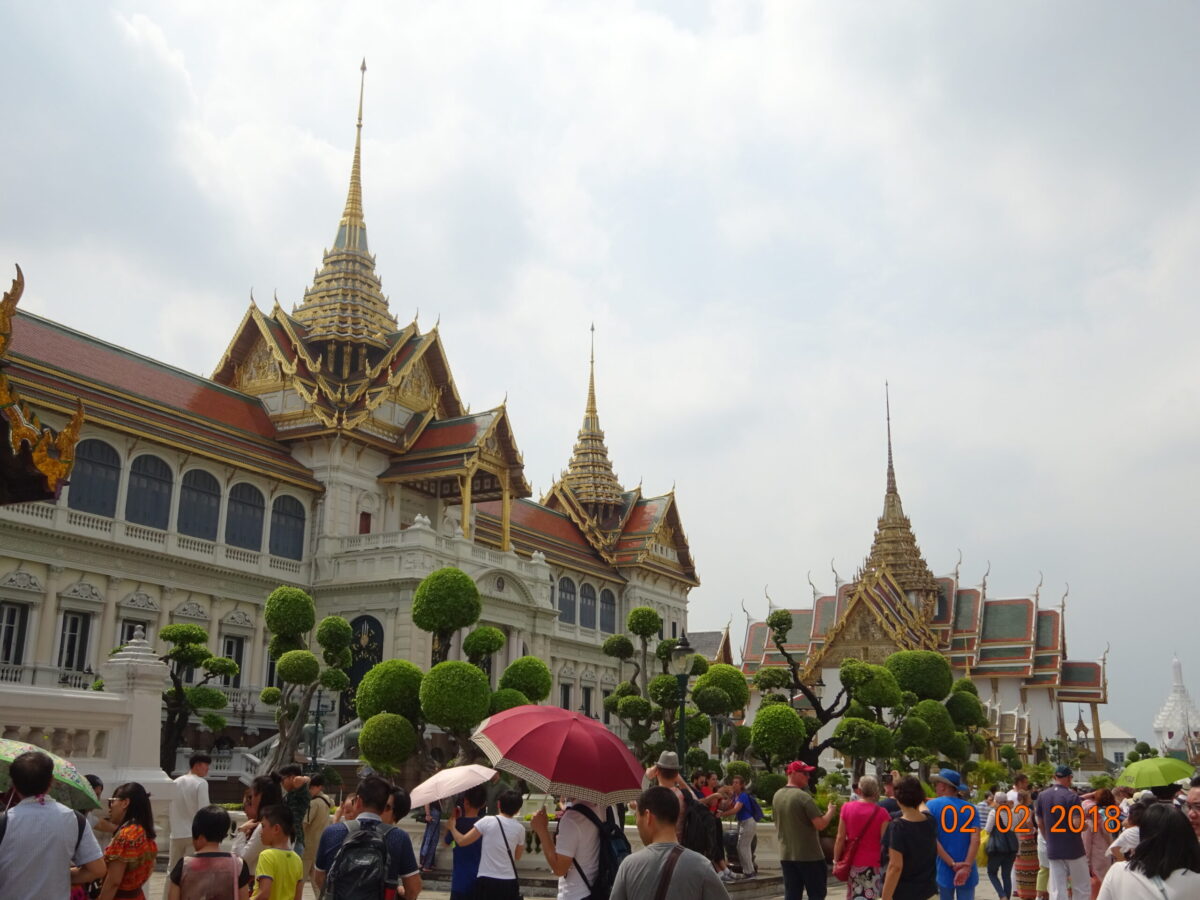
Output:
top-left (566, 804), bottom-right (632, 900)
top-left (319, 818), bottom-right (396, 900)
top-left (988, 807), bottom-right (1019, 855)
top-left (681, 796), bottom-right (723, 862)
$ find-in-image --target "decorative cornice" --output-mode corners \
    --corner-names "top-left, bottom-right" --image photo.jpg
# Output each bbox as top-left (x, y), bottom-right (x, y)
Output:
top-left (0, 569), bottom-right (42, 593)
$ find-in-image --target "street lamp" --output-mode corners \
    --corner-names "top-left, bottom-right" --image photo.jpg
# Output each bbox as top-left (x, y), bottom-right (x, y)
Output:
top-left (304, 689), bottom-right (334, 773)
top-left (668, 633), bottom-right (694, 779)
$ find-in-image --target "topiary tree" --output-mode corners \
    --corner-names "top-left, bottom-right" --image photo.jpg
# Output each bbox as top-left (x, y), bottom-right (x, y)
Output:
top-left (258, 587), bottom-right (351, 772)
top-left (694, 664), bottom-right (750, 712)
top-left (159, 623), bottom-right (240, 774)
top-left (412, 567), bottom-right (481, 665)
top-left (358, 713), bottom-right (417, 775)
top-left (884, 651), bottom-right (953, 702)
top-left (725, 760), bottom-right (752, 784)
top-left (655, 638), bottom-right (679, 675)
top-left (753, 771), bottom-right (787, 802)
top-left (421, 660), bottom-right (492, 762)
top-left (626, 607), bottom-right (663, 696)
top-left (750, 703), bottom-right (809, 771)
top-left (463, 626), bottom-right (506, 668)
top-left (489, 688), bottom-right (530, 714)
top-left (355, 659), bottom-right (424, 721)
top-left (499, 655), bottom-right (552, 703)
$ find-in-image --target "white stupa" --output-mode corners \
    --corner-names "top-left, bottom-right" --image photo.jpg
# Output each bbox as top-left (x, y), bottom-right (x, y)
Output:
top-left (1152, 656), bottom-right (1200, 759)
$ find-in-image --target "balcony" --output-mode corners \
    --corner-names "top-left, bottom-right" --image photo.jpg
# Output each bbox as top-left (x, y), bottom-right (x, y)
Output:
top-left (0, 502), bottom-right (310, 581)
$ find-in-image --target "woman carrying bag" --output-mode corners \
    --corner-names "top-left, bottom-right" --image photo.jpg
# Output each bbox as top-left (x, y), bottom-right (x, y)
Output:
top-left (448, 789), bottom-right (526, 900)
top-left (834, 776), bottom-right (891, 899)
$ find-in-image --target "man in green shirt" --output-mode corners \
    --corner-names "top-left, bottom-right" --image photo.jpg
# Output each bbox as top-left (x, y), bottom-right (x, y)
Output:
top-left (773, 760), bottom-right (838, 900)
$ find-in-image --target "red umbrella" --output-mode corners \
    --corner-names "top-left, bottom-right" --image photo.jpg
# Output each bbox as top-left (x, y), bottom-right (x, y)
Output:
top-left (470, 705), bottom-right (645, 806)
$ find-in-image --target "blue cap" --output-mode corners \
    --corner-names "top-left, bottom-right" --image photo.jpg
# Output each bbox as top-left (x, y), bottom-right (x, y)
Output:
top-left (930, 768), bottom-right (963, 789)
top-left (1055, 765), bottom-right (1073, 778)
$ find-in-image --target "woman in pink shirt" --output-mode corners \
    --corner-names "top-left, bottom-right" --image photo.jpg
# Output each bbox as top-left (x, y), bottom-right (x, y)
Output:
top-left (834, 775), bottom-right (892, 899)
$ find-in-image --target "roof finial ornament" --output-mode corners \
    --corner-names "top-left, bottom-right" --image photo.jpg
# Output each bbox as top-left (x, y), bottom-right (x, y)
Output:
top-left (741, 599), bottom-right (753, 630)
top-left (954, 548), bottom-right (963, 584)
top-left (1034, 570), bottom-right (1043, 602)
top-left (831, 558), bottom-right (841, 589)
top-left (885, 380), bottom-right (897, 495)
top-left (764, 584), bottom-right (776, 613)
top-left (1061, 582), bottom-right (1069, 612)
top-left (807, 570), bottom-right (819, 603)
top-left (981, 560), bottom-right (991, 595)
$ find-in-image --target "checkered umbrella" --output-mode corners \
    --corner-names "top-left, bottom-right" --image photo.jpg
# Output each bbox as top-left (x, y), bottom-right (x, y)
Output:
top-left (0, 738), bottom-right (101, 811)
top-left (470, 705), bottom-right (644, 806)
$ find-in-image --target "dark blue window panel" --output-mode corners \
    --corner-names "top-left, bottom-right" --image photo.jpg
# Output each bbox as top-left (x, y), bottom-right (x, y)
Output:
top-left (269, 495), bottom-right (306, 560)
top-left (225, 483), bottom-right (265, 551)
top-left (67, 439), bottom-right (121, 517)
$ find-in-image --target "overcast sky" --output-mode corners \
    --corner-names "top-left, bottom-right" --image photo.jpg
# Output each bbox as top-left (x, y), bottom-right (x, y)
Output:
top-left (3, 2), bottom-right (1197, 742)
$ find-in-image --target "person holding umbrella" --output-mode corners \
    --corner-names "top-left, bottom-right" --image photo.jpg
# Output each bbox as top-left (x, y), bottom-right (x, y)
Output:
top-left (448, 790), bottom-right (526, 900)
top-left (0, 750), bottom-right (106, 899)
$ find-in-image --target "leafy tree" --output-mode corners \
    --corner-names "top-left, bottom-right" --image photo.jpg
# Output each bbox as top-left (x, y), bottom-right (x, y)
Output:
top-left (754, 667), bottom-right (793, 694)
top-left (726, 760), bottom-right (752, 784)
top-left (655, 638), bottom-right (679, 674)
top-left (753, 772), bottom-right (787, 801)
top-left (489, 688), bottom-right (529, 714)
top-left (1124, 750), bottom-right (1140, 764)
top-left (463, 626), bottom-right (506, 668)
top-left (413, 567), bottom-right (481, 665)
top-left (884, 651), bottom-right (953, 701)
top-left (159, 623), bottom-right (240, 773)
top-left (499, 656), bottom-right (552, 703)
top-left (1134, 741), bottom-right (1158, 759)
top-left (999, 744), bottom-right (1022, 773)
top-left (355, 659), bottom-right (424, 721)
top-left (601, 635), bottom-right (637, 692)
top-left (258, 587), bottom-right (351, 772)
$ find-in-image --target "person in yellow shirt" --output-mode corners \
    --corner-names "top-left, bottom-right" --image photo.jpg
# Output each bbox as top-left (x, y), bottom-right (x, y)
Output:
top-left (251, 806), bottom-right (304, 900)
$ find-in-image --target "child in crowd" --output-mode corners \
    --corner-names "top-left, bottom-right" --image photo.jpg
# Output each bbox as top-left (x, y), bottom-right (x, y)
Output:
top-left (251, 806), bottom-right (304, 900)
top-left (168, 805), bottom-right (252, 900)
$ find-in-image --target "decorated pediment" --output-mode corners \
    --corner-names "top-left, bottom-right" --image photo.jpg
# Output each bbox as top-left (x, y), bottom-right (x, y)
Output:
top-left (60, 581), bottom-right (103, 605)
top-left (121, 591), bottom-right (159, 611)
top-left (0, 570), bottom-right (42, 593)
top-left (173, 599), bottom-right (210, 621)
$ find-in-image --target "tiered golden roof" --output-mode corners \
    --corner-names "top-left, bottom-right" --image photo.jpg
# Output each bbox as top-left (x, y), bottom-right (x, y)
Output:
top-left (292, 60), bottom-right (397, 345)
top-left (562, 327), bottom-right (624, 511)
top-left (858, 390), bottom-right (939, 600)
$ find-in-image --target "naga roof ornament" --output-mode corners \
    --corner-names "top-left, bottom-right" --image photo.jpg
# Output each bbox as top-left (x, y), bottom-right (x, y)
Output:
top-left (291, 59), bottom-right (398, 345)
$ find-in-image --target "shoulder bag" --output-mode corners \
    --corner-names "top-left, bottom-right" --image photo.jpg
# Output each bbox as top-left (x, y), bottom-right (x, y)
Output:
top-left (497, 815), bottom-right (525, 900)
top-left (834, 804), bottom-right (880, 882)
top-left (653, 845), bottom-right (685, 900)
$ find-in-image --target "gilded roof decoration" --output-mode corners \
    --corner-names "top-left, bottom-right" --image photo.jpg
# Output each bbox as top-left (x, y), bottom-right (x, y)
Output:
top-left (0, 265), bottom-right (83, 504)
top-left (560, 328), bottom-right (624, 512)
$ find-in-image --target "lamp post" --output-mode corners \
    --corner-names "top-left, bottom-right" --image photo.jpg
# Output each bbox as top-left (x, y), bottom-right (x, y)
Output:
top-left (305, 688), bottom-right (334, 774)
top-left (669, 633), bottom-right (693, 779)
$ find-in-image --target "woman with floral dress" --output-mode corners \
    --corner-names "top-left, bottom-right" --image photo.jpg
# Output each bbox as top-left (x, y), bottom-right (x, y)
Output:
top-left (98, 782), bottom-right (158, 900)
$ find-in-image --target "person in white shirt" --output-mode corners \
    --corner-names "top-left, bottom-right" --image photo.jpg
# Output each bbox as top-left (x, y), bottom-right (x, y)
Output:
top-left (530, 797), bottom-right (603, 900)
top-left (0, 750), bottom-right (107, 900)
top-left (164, 751), bottom-right (211, 899)
top-left (450, 789), bottom-right (526, 900)
top-left (1097, 803), bottom-right (1200, 899)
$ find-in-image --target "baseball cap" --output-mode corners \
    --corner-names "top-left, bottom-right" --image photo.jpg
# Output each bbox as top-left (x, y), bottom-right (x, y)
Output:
top-left (930, 768), bottom-right (963, 789)
top-left (1054, 765), bottom-right (1073, 778)
top-left (786, 761), bottom-right (816, 775)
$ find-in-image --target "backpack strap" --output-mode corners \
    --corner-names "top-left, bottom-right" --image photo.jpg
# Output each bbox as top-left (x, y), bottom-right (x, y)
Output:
top-left (565, 805), bottom-right (604, 893)
top-left (653, 845), bottom-right (685, 900)
top-left (74, 810), bottom-right (86, 851)
top-left (0, 810), bottom-right (6, 848)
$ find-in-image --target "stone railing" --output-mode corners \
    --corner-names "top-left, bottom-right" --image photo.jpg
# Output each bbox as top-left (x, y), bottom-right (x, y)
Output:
top-left (0, 501), bottom-right (311, 581)
top-left (174, 746), bottom-right (259, 781)
top-left (0, 663), bottom-right (32, 684)
top-left (321, 717), bottom-right (362, 760)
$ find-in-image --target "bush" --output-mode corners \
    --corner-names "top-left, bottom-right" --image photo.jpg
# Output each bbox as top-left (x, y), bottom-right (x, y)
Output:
top-left (356, 659), bottom-right (424, 721)
top-left (726, 761), bottom-right (752, 784)
top-left (602, 635), bottom-right (635, 660)
top-left (832, 717), bottom-right (881, 759)
top-left (412, 568), bottom-right (481, 634)
top-left (612, 680), bottom-right (639, 698)
top-left (264, 586), bottom-right (316, 636)
top-left (754, 772), bottom-right (787, 801)
top-left (420, 661), bottom-right (491, 734)
top-left (952, 677), bottom-right (979, 696)
top-left (259, 686), bottom-right (282, 705)
top-left (753, 667), bottom-right (792, 693)
top-left (884, 651), bottom-right (953, 701)
top-left (693, 685), bottom-right (732, 715)
top-left (185, 686), bottom-right (228, 711)
top-left (319, 668), bottom-right (351, 692)
top-left (685, 712), bottom-right (712, 746)
top-left (276, 650), bottom-right (320, 685)
top-left (626, 607), bottom-right (663, 638)
top-left (690, 655), bottom-right (709, 676)
top-left (751, 704), bottom-right (807, 764)
top-left (359, 713), bottom-right (417, 773)
top-left (945, 690), bottom-right (987, 728)
top-left (694, 664), bottom-right (750, 712)
top-left (499, 656), bottom-right (552, 703)
top-left (845, 662), bottom-right (902, 709)
top-left (160, 624), bottom-right (208, 645)
top-left (268, 634), bottom-right (306, 661)
top-left (911, 699), bottom-right (955, 750)
top-left (202, 656), bottom-right (239, 679)
top-left (686, 747), bottom-right (710, 770)
top-left (316, 616), bottom-right (353, 650)
top-left (648, 674), bottom-right (682, 708)
top-left (618, 696), bottom-right (653, 721)
top-left (489, 688), bottom-right (529, 714)
top-left (463, 626), bottom-right (506, 663)
top-left (655, 639), bottom-right (679, 666)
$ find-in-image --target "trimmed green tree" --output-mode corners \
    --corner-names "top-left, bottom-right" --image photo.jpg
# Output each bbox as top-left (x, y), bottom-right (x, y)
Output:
top-left (463, 626), bottom-right (506, 668)
top-left (159, 624), bottom-right (240, 773)
top-left (499, 656), bottom-right (552, 703)
top-left (750, 703), bottom-right (810, 771)
top-left (626, 607), bottom-right (663, 696)
top-left (258, 587), bottom-right (352, 772)
top-left (421, 660), bottom-right (492, 763)
top-left (413, 567), bottom-right (482, 665)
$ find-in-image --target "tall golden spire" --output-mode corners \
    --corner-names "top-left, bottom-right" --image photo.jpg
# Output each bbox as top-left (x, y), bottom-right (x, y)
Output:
top-left (860, 385), bottom-right (939, 603)
top-left (293, 59), bottom-right (397, 345)
top-left (563, 324), bottom-right (625, 513)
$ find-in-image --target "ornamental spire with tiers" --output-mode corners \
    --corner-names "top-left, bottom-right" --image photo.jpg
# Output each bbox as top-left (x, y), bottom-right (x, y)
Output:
top-left (292, 59), bottom-right (397, 346)
top-left (857, 384), bottom-right (940, 609)
top-left (1153, 656), bottom-right (1200, 759)
top-left (562, 325), bottom-right (624, 513)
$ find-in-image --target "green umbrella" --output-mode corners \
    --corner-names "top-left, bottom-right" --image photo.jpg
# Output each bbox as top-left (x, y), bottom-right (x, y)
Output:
top-left (1115, 755), bottom-right (1196, 790)
top-left (0, 738), bottom-right (101, 811)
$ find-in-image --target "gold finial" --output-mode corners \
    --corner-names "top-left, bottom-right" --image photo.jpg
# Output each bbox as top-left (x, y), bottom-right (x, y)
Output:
top-left (341, 59), bottom-right (367, 227)
top-left (586, 322), bottom-right (598, 419)
top-left (886, 380), bottom-right (896, 495)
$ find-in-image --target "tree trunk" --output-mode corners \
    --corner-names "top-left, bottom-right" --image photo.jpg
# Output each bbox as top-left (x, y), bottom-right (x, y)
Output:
top-left (266, 681), bottom-right (319, 772)
top-left (639, 639), bottom-right (649, 696)
top-left (159, 668), bottom-right (190, 774)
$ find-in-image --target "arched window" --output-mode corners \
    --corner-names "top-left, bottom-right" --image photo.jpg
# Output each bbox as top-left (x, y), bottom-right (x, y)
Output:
top-left (600, 590), bottom-right (616, 634)
top-left (177, 470), bottom-right (220, 541)
top-left (558, 577), bottom-right (576, 625)
top-left (124, 454), bottom-right (172, 529)
top-left (579, 583), bottom-right (597, 630)
top-left (225, 483), bottom-right (265, 551)
top-left (269, 496), bottom-right (306, 560)
top-left (67, 439), bottom-right (121, 517)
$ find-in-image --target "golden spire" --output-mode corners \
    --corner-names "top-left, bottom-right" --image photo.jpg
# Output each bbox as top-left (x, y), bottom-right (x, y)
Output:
top-left (859, 385), bottom-right (939, 602)
top-left (563, 324), bottom-right (625, 513)
top-left (293, 59), bottom-right (397, 345)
